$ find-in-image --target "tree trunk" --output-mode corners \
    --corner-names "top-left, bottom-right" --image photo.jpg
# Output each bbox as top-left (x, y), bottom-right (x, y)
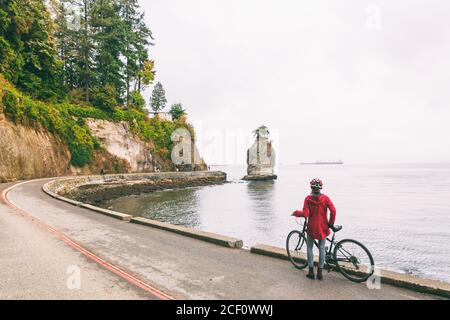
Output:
top-left (84, 0), bottom-right (89, 103)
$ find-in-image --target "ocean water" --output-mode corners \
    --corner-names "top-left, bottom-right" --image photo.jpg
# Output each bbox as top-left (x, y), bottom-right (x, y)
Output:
top-left (104, 164), bottom-right (450, 282)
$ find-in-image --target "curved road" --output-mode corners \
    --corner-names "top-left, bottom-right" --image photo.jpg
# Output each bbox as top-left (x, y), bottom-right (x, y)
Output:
top-left (0, 179), bottom-right (440, 300)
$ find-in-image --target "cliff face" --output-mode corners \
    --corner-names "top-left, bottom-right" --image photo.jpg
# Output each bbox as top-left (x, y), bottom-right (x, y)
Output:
top-left (86, 119), bottom-right (155, 173)
top-left (0, 114), bottom-right (171, 183)
top-left (0, 113), bottom-right (71, 182)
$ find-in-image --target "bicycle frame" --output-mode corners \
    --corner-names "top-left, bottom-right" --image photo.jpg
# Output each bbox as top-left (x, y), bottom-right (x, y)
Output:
top-left (291, 217), bottom-right (375, 281)
top-left (296, 218), bottom-right (350, 269)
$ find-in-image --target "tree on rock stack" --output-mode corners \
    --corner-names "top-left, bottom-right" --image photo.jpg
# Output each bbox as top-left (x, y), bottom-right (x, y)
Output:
top-left (150, 82), bottom-right (167, 113)
top-left (169, 103), bottom-right (187, 121)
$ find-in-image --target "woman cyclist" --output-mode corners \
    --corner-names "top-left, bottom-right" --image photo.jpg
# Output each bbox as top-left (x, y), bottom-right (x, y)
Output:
top-left (301, 178), bottom-right (337, 280)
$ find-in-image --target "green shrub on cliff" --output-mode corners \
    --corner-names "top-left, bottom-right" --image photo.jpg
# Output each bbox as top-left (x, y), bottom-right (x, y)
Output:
top-left (62, 102), bottom-right (193, 161)
top-left (67, 126), bottom-right (95, 166)
top-left (1, 76), bottom-right (194, 166)
top-left (1, 87), bottom-right (95, 166)
top-left (91, 84), bottom-right (118, 112)
top-left (0, 0), bottom-right (63, 100)
top-left (2, 90), bottom-right (22, 122)
top-left (130, 91), bottom-right (146, 110)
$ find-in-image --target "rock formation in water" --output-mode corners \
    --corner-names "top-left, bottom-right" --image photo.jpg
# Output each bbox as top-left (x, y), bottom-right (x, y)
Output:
top-left (243, 125), bottom-right (277, 181)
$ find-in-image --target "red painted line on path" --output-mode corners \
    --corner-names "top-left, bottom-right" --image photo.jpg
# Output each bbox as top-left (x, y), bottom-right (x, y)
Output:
top-left (1, 180), bottom-right (174, 300)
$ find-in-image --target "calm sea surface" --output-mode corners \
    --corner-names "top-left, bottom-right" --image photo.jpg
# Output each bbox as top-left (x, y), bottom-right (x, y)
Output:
top-left (104, 164), bottom-right (450, 282)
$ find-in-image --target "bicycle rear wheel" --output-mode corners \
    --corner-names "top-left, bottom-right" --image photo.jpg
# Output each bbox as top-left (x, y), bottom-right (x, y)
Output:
top-left (286, 230), bottom-right (308, 270)
top-left (333, 239), bottom-right (375, 283)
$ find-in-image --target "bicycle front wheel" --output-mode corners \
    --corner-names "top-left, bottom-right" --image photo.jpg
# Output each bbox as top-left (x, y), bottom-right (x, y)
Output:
top-left (286, 230), bottom-right (309, 270)
top-left (333, 239), bottom-right (375, 283)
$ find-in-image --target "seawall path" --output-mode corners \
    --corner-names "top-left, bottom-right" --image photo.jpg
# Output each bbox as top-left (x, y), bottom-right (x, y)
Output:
top-left (0, 175), bottom-right (445, 300)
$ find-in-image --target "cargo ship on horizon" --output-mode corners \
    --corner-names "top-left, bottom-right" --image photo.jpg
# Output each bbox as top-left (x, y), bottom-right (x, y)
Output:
top-left (300, 160), bottom-right (344, 165)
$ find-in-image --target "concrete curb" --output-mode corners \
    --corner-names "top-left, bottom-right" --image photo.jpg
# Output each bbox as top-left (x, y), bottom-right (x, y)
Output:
top-left (42, 182), bottom-right (132, 221)
top-left (131, 217), bottom-right (243, 249)
top-left (251, 244), bottom-right (450, 299)
top-left (251, 244), bottom-right (292, 261)
top-left (42, 178), bottom-right (243, 248)
top-left (80, 203), bottom-right (133, 222)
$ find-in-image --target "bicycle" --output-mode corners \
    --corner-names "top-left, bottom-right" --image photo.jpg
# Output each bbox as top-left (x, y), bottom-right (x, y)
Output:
top-left (286, 216), bottom-right (375, 283)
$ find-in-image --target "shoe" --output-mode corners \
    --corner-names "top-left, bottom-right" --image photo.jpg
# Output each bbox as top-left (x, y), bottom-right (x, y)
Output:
top-left (317, 268), bottom-right (323, 280)
top-left (306, 267), bottom-right (315, 280)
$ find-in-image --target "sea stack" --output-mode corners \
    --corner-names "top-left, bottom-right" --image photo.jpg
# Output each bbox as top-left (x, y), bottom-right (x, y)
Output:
top-left (243, 125), bottom-right (277, 181)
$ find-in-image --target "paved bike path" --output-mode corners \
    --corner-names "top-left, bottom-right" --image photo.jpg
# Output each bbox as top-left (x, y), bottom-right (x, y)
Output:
top-left (4, 179), bottom-right (439, 300)
top-left (0, 183), bottom-right (154, 300)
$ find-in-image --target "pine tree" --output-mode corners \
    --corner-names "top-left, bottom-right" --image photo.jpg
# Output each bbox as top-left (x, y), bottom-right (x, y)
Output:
top-left (1, 0), bottom-right (154, 108)
top-left (121, 0), bottom-right (138, 105)
top-left (69, 0), bottom-right (95, 103)
top-left (150, 82), bottom-right (167, 113)
top-left (0, 0), bottom-right (63, 99)
top-left (54, 0), bottom-right (76, 89)
top-left (120, 0), bottom-right (152, 105)
top-left (91, 0), bottom-right (125, 104)
top-left (169, 103), bottom-right (187, 120)
top-left (134, 14), bottom-right (154, 93)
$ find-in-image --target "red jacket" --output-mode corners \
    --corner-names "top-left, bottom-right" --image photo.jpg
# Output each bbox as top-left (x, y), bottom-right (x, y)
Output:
top-left (302, 194), bottom-right (336, 240)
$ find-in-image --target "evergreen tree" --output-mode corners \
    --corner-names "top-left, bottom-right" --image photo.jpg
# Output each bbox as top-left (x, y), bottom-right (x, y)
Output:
top-left (1, 0), bottom-right (155, 109)
top-left (0, 0), bottom-right (63, 99)
top-left (121, 0), bottom-right (138, 105)
top-left (69, 0), bottom-right (95, 102)
top-left (91, 0), bottom-right (125, 104)
top-left (54, 0), bottom-right (77, 90)
top-left (169, 103), bottom-right (186, 120)
top-left (120, 0), bottom-right (152, 105)
top-left (150, 82), bottom-right (167, 113)
top-left (134, 13), bottom-right (154, 93)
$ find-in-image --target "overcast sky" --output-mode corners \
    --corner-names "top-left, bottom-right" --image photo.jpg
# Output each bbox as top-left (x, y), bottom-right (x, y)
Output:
top-left (139, 0), bottom-right (450, 165)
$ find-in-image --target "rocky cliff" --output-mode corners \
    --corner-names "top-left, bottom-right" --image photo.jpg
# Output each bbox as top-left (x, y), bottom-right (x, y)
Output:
top-left (86, 119), bottom-right (155, 173)
top-left (0, 112), bottom-right (71, 182)
top-left (0, 74), bottom-right (207, 183)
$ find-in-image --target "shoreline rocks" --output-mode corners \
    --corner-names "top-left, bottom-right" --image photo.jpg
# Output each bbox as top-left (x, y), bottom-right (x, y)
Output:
top-left (54, 171), bottom-right (227, 206)
top-left (243, 174), bottom-right (278, 181)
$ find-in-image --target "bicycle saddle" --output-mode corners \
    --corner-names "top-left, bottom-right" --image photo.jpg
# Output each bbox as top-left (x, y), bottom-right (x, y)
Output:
top-left (331, 225), bottom-right (343, 233)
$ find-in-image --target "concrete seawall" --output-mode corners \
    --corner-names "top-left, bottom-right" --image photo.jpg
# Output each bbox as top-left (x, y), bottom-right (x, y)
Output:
top-left (131, 217), bottom-right (243, 248)
top-left (251, 244), bottom-right (450, 298)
